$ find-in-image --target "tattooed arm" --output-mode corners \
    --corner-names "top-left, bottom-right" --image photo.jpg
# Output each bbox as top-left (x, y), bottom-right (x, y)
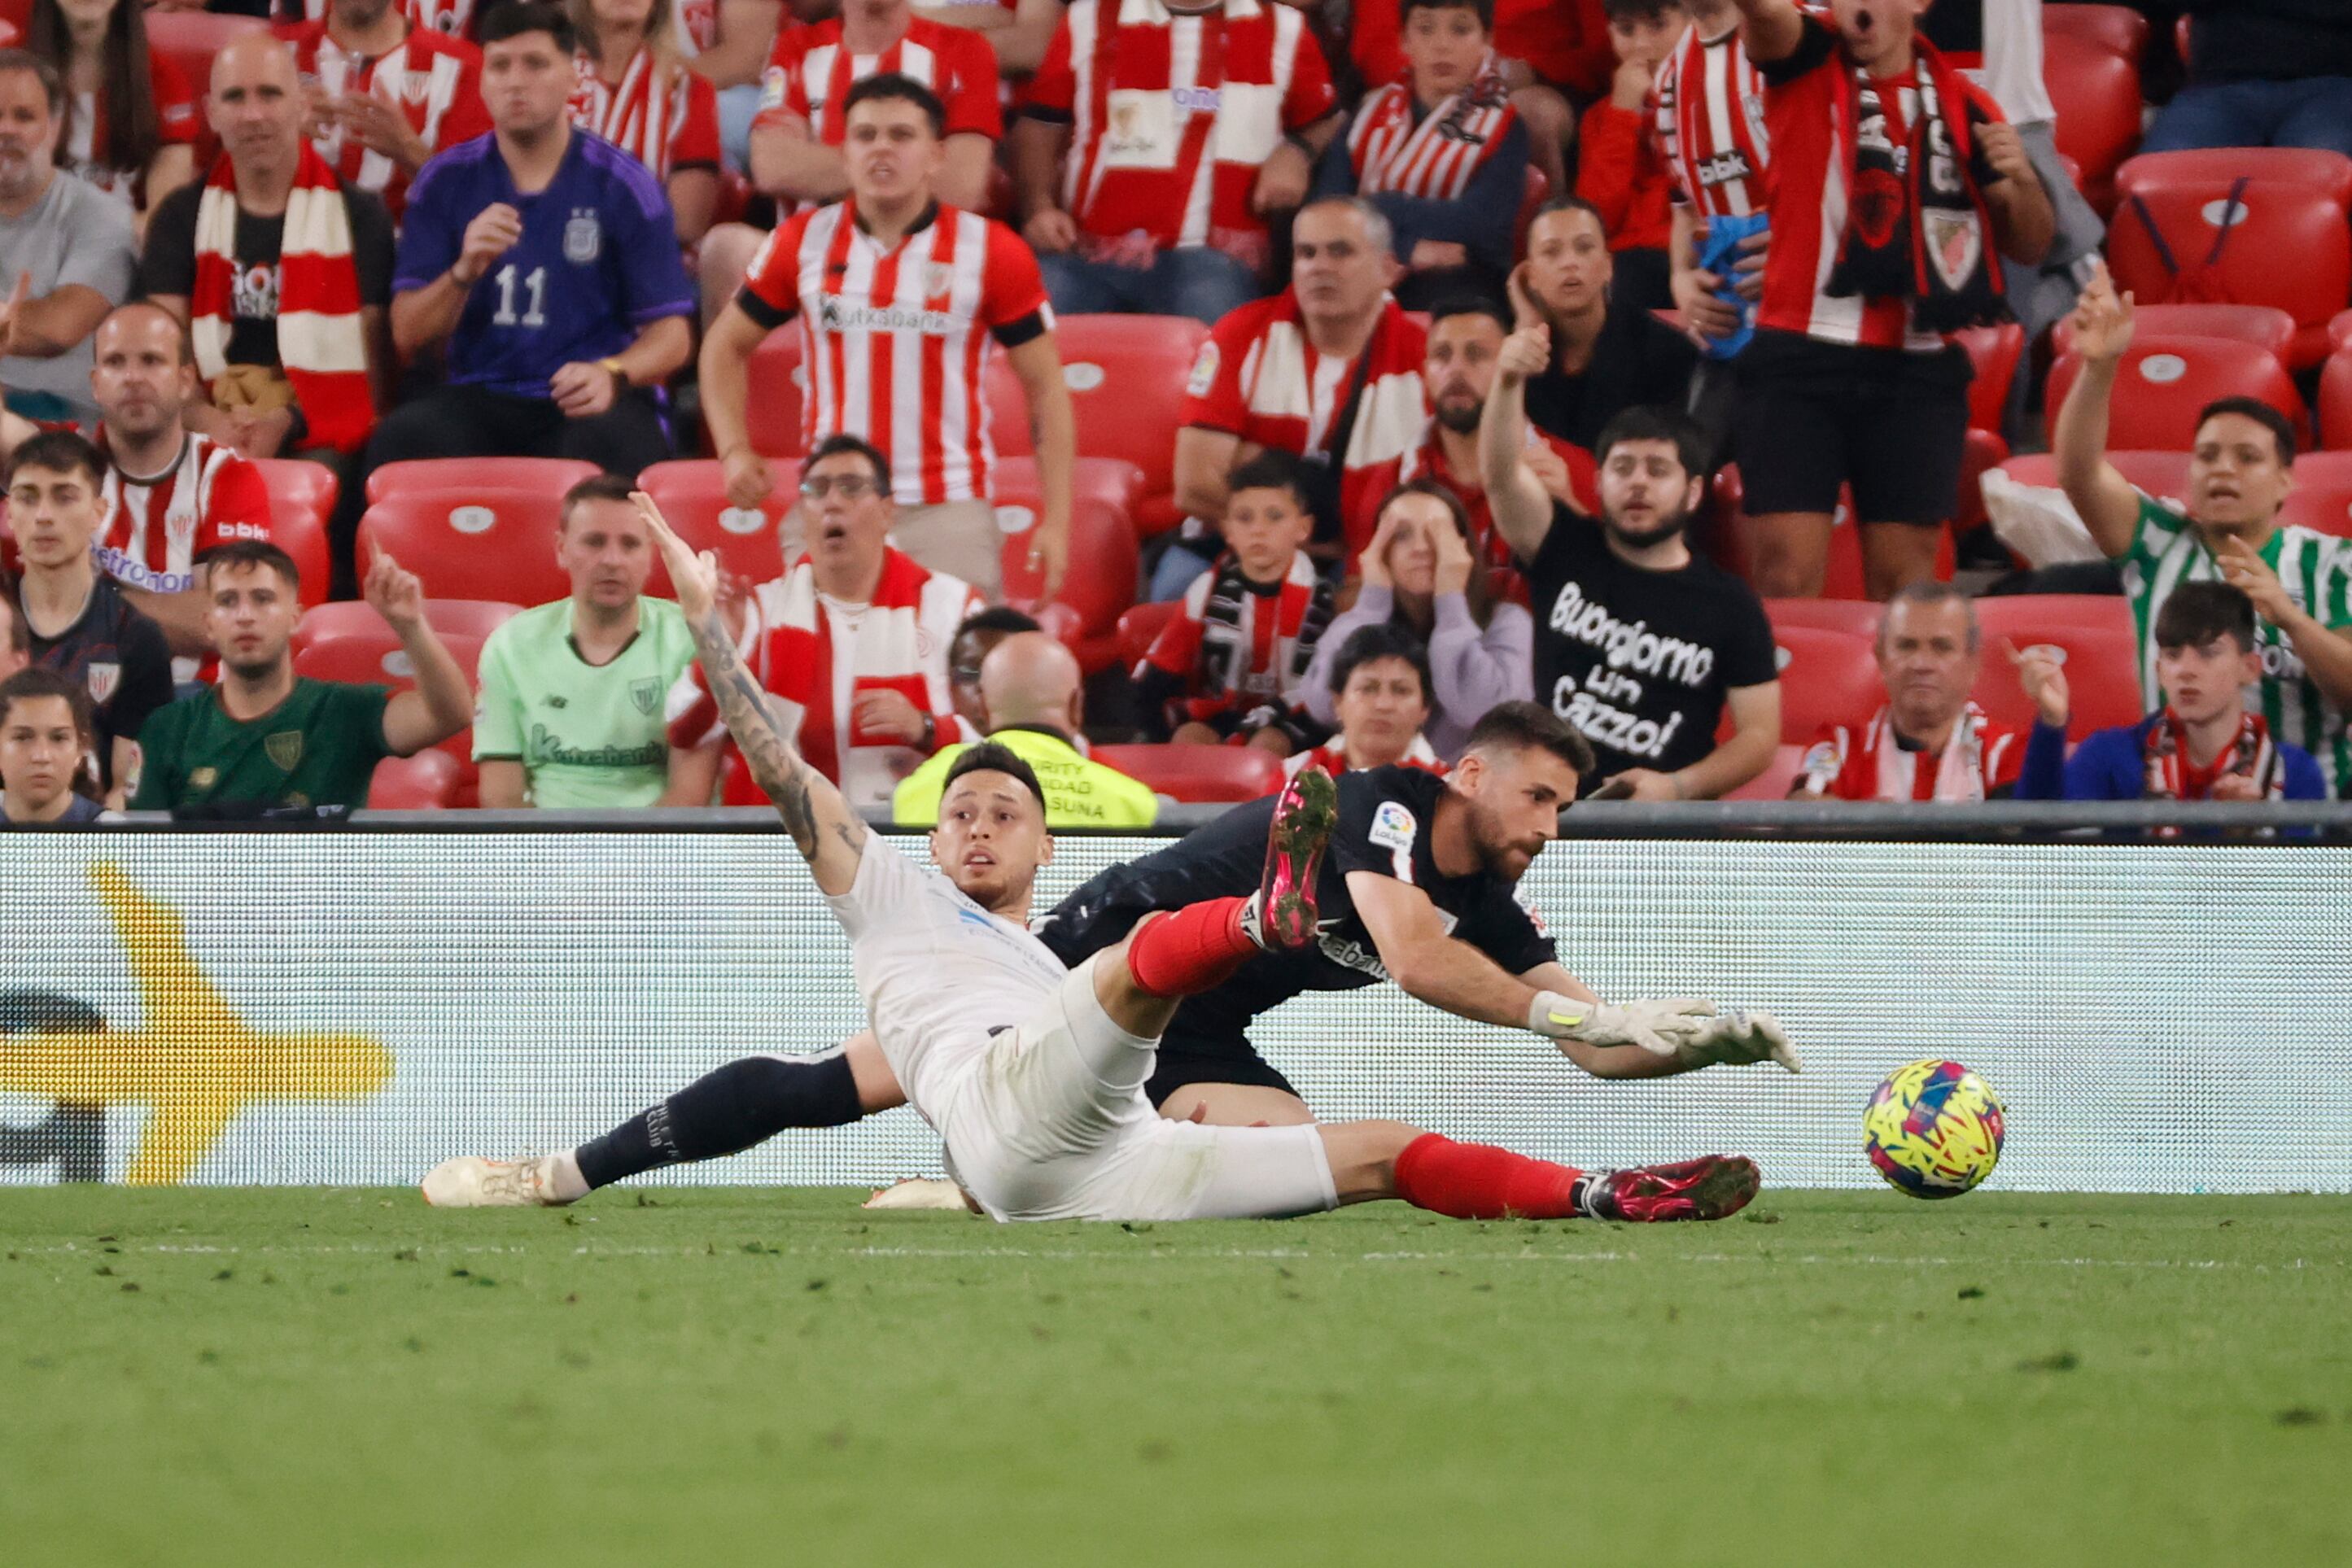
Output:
top-left (633, 492), bottom-right (869, 894)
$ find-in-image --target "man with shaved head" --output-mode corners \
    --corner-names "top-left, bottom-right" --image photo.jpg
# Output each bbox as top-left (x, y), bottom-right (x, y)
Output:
top-left (893, 629), bottom-right (1160, 828)
top-left (138, 32), bottom-right (399, 465)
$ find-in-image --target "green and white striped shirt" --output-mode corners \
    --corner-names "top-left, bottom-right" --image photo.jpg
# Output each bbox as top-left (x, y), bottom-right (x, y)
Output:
top-left (2117, 493), bottom-right (2352, 796)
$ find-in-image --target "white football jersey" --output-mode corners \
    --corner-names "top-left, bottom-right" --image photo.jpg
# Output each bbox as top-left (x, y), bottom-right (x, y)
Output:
top-left (825, 836), bottom-right (1069, 1116)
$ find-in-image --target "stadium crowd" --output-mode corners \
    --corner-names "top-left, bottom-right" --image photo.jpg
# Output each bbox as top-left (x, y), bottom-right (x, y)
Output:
top-left (2, 0), bottom-right (2351, 822)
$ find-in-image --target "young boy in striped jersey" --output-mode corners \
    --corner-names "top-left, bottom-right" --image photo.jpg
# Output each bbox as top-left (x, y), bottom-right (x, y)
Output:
top-left (2055, 264), bottom-right (2352, 796)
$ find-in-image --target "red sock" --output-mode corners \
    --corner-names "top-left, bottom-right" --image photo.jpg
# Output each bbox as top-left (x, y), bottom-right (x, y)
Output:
top-left (1126, 898), bottom-right (1256, 998)
top-left (1392, 1133), bottom-right (1589, 1221)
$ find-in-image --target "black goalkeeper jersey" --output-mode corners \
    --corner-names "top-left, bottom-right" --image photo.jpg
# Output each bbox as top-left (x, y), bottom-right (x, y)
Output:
top-left (1034, 767), bottom-right (1557, 1046)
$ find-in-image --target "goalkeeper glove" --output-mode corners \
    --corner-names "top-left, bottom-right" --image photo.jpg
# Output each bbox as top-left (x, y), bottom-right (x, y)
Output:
top-left (1674, 1009), bottom-right (1803, 1074)
top-left (1527, 992), bottom-right (1716, 1057)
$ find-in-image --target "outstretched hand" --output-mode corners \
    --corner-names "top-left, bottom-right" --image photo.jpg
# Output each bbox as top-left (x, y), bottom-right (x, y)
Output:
top-left (632, 491), bottom-right (721, 622)
top-left (2069, 260), bottom-right (2136, 365)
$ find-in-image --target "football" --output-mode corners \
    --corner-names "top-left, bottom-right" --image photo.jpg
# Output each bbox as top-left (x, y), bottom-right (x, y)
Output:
top-left (1864, 1059), bottom-right (2007, 1199)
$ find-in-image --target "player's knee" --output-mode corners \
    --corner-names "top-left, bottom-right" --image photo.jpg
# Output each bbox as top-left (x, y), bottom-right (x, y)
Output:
top-left (1317, 1120), bottom-right (1423, 1203)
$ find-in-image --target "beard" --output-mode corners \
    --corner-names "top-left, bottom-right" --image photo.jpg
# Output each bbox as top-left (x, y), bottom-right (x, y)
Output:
top-left (224, 649), bottom-right (289, 684)
top-left (1432, 395), bottom-right (1481, 435)
top-left (1602, 506), bottom-right (1691, 551)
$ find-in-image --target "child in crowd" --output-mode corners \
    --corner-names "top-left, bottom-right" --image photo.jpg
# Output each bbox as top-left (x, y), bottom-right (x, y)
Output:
top-left (1576, 0), bottom-right (1686, 313)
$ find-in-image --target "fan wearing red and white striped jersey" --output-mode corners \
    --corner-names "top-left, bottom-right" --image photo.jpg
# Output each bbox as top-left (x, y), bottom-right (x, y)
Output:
top-left (569, 0), bottom-right (723, 246)
top-left (1010, 0), bottom-right (1340, 325)
top-left (749, 0), bottom-right (1002, 213)
top-left (700, 72), bottom-right (1078, 602)
top-left (1135, 452), bottom-right (1336, 750)
top-left (1788, 583), bottom-right (2025, 801)
top-left (0, 305), bottom-right (279, 684)
top-left (1656, 1), bottom-right (1770, 348)
top-left (663, 434), bottom-right (983, 807)
top-left (1725, 0), bottom-right (2053, 602)
top-left (1171, 199), bottom-right (1428, 579)
top-left (280, 0), bottom-right (493, 223)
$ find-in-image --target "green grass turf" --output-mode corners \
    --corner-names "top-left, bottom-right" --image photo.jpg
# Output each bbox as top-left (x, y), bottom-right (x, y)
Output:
top-left (2, 1189), bottom-right (2347, 1566)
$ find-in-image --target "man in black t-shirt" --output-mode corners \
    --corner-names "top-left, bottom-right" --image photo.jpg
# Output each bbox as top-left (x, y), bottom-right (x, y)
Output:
top-left (1481, 335), bottom-right (1781, 800)
top-left (7, 431), bottom-right (177, 806)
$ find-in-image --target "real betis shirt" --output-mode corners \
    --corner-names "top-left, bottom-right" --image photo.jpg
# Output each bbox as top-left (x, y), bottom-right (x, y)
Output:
top-left (2117, 494), bottom-right (2352, 795)
top-left (473, 597), bottom-right (697, 808)
top-left (132, 679), bottom-right (391, 810)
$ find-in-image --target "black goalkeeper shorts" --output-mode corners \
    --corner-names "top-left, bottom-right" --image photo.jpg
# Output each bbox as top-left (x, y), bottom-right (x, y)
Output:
top-left (1142, 1028), bottom-right (1303, 1108)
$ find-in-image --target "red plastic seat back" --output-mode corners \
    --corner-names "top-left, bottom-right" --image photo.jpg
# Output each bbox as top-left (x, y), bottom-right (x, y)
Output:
top-left (366, 456), bottom-right (599, 506)
top-left (1725, 741), bottom-right (1808, 801)
top-left (295, 600), bottom-right (519, 651)
top-left (636, 458), bottom-right (797, 592)
top-left (254, 458), bottom-right (335, 603)
top-left (2045, 338), bottom-right (2307, 451)
top-left (1092, 744), bottom-right (1282, 803)
top-left (2042, 33), bottom-right (2142, 212)
top-left (743, 330), bottom-right (808, 458)
top-left (1117, 602), bottom-right (1181, 670)
top-left (2043, 3), bottom-right (2149, 62)
top-left (1955, 323), bottom-right (2024, 435)
top-left (1969, 596), bottom-right (2142, 739)
top-left (357, 492), bottom-right (571, 605)
top-left (2323, 351), bottom-right (2352, 453)
top-left (2053, 302), bottom-right (2298, 363)
top-left (146, 11), bottom-right (266, 101)
top-left (1767, 625), bottom-right (1883, 745)
top-left (985, 314), bottom-right (1211, 536)
top-left (1766, 598), bottom-right (1883, 640)
top-left (369, 749), bottom-right (466, 810)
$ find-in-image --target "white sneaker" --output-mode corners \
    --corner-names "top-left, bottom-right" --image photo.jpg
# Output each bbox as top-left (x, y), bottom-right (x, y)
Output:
top-left (860, 1177), bottom-right (977, 1212)
top-left (421, 1155), bottom-right (575, 1208)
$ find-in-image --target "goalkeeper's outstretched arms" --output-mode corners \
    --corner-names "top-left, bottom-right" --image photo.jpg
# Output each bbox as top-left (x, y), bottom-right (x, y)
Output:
top-left (633, 492), bottom-right (869, 896)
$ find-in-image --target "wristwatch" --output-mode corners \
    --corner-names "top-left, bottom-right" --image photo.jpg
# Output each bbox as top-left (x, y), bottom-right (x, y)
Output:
top-left (599, 356), bottom-right (630, 391)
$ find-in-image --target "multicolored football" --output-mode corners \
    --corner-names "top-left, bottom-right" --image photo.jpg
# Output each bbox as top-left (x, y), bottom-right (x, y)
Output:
top-left (1864, 1059), bottom-right (2006, 1199)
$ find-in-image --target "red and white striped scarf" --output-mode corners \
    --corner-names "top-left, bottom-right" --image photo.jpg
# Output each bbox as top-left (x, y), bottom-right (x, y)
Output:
top-left (571, 46), bottom-right (689, 181)
top-left (1803, 702), bottom-right (2021, 801)
top-left (189, 144), bottom-right (375, 454)
top-left (1345, 52), bottom-right (1516, 201)
top-left (1284, 733), bottom-right (1446, 780)
top-left (2143, 708), bottom-right (2282, 804)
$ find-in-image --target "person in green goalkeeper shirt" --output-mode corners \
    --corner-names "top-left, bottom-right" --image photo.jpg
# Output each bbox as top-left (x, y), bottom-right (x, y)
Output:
top-left (132, 540), bottom-right (473, 811)
top-left (894, 630), bottom-right (1158, 829)
top-left (2055, 262), bottom-right (2352, 795)
top-left (473, 476), bottom-right (697, 808)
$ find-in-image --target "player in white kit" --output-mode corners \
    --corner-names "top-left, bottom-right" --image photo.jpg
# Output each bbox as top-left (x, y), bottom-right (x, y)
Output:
top-left (424, 494), bottom-right (1764, 1224)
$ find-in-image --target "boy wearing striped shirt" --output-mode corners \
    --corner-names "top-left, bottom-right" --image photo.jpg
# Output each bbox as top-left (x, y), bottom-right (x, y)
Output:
top-left (2054, 264), bottom-right (2352, 796)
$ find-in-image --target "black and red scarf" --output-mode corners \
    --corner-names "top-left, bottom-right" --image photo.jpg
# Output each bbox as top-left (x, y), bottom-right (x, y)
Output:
top-left (1825, 38), bottom-right (2008, 333)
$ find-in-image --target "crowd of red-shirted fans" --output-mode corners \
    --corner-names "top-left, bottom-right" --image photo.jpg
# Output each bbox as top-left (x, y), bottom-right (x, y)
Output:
top-left (2, 0), bottom-right (2351, 828)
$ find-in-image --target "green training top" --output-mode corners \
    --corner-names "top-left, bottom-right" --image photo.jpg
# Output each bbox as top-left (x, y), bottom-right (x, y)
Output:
top-left (473, 598), bottom-right (698, 808)
top-left (133, 679), bottom-right (391, 810)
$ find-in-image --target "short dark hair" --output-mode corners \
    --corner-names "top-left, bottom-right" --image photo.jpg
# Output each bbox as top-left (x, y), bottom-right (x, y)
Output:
top-left (941, 740), bottom-right (1048, 817)
top-left (1225, 449), bottom-right (1314, 512)
top-left (560, 473), bottom-right (639, 526)
top-left (1401, 0), bottom-right (1493, 29)
top-left (478, 2), bottom-right (575, 53)
top-left (0, 666), bottom-right (94, 740)
top-left (0, 49), bottom-right (64, 118)
top-left (2154, 580), bottom-right (2259, 655)
top-left (1878, 581), bottom-right (1978, 653)
top-left (1602, 0), bottom-right (1683, 23)
top-left (1462, 700), bottom-right (1596, 777)
top-left (953, 606), bottom-right (1044, 648)
top-left (842, 71), bottom-right (946, 139)
top-left (1594, 404), bottom-right (1707, 482)
top-left (1533, 194), bottom-right (1608, 233)
top-left (1328, 622), bottom-right (1433, 704)
top-left (806, 433), bottom-right (892, 491)
top-left (1427, 295), bottom-right (1513, 338)
top-left (203, 539), bottom-right (304, 592)
top-left (7, 429), bottom-right (106, 491)
top-left (2196, 396), bottom-right (2297, 468)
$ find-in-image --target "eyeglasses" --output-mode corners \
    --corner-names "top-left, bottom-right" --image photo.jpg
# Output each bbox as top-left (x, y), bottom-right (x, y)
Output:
top-left (798, 474), bottom-right (881, 501)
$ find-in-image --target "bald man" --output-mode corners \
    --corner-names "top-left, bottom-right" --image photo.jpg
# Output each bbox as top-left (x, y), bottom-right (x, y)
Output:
top-left (138, 32), bottom-right (398, 464)
top-left (892, 631), bottom-right (1160, 828)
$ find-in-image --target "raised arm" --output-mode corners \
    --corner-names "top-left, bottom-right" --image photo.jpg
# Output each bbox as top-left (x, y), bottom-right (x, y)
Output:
top-left (1477, 310), bottom-right (1559, 562)
top-left (634, 491), bottom-right (868, 893)
top-left (1726, 0), bottom-right (1807, 63)
top-left (2051, 262), bottom-right (2145, 558)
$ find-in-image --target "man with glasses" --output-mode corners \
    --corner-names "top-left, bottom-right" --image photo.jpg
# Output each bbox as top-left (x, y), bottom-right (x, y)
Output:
top-left (663, 433), bottom-right (982, 807)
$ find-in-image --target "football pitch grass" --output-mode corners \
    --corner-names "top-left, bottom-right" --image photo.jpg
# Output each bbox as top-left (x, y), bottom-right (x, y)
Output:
top-left (3, 1189), bottom-right (2347, 1566)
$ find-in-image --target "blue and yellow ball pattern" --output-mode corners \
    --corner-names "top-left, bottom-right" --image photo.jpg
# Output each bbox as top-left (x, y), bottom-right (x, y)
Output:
top-left (1864, 1059), bottom-right (2006, 1199)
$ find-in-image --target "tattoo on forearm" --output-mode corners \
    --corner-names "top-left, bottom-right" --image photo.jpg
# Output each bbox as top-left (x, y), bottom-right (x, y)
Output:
top-left (686, 607), bottom-right (863, 862)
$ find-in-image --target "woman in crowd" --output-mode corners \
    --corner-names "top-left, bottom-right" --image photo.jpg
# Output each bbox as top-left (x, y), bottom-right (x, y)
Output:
top-left (567, 0), bottom-right (722, 246)
top-left (1304, 481), bottom-right (1532, 761)
top-left (28, 0), bottom-right (198, 225)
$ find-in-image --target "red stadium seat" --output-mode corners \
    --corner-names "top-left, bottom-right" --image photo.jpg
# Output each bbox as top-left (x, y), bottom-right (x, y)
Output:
top-left (1955, 323), bottom-right (2023, 435)
top-left (993, 493), bottom-right (1140, 673)
top-left (985, 314), bottom-right (1211, 536)
top-left (2044, 338), bottom-right (2306, 450)
top-left (2108, 150), bottom-right (2352, 368)
top-left (356, 492), bottom-right (571, 605)
top-left (2042, 33), bottom-right (2142, 212)
top-left (2043, 3), bottom-right (2149, 63)
top-left (742, 330), bottom-right (807, 458)
top-left (1514, 164), bottom-right (1550, 260)
top-left (2323, 350), bottom-right (2352, 453)
top-left (1969, 595), bottom-right (2140, 739)
top-left (2331, 309), bottom-right (2352, 356)
top-left (636, 458), bottom-right (795, 592)
top-left (366, 456), bottom-right (599, 506)
top-left (1092, 744), bottom-right (1280, 803)
top-left (295, 600), bottom-right (520, 653)
top-left (1116, 602), bottom-right (1179, 670)
top-left (255, 459), bottom-right (335, 604)
top-left (145, 11), bottom-right (266, 100)
top-left (2000, 450), bottom-right (2352, 539)
top-left (1766, 598), bottom-right (1882, 640)
top-left (1725, 742), bottom-right (1808, 801)
top-left (368, 749), bottom-right (466, 811)
top-left (2052, 302), bottom-right (2298, 363)
top-left (1767, 625), bottom-right (1883, 744)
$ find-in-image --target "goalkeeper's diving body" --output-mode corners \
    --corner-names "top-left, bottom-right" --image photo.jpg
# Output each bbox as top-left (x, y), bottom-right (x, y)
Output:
top-left (426, 496), bottom-right (1767, 1224)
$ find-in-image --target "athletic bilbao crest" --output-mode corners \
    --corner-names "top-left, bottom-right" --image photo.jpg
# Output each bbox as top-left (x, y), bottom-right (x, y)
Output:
top-left (630, 677), bottom-right (661, 716)
top-left (1850, 167), bottom-right (1904, 248)
top-left (924, 261), bottom-right (955, 300)
top-left (564, 209), bottom-right (601, 264)
top-left (1926, 212), bottom-right (1982, 292)
top-left (265, 731), bottom-right (304, 771)
top-left (85, 662), bottom-right (120, 705)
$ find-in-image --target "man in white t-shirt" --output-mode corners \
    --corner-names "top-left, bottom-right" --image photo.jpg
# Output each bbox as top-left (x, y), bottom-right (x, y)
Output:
top-left (423, 495), bottom-right (1768, 1225)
